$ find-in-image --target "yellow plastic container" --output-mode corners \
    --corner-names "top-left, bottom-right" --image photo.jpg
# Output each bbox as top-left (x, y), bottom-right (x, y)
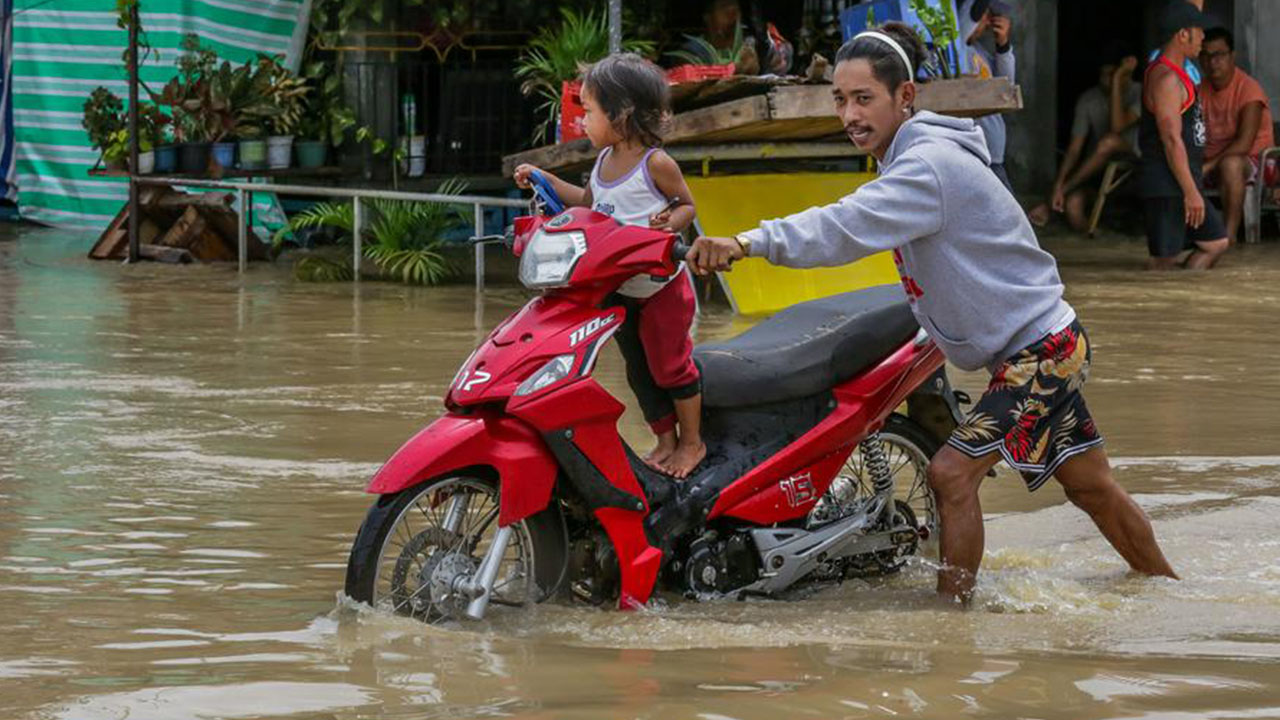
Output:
top-left (686, 172), bottom-right (898, 316)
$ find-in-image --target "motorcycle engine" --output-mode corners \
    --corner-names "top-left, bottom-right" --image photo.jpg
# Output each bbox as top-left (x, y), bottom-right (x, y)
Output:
top-left (683, 531), bottom-right (759, 598)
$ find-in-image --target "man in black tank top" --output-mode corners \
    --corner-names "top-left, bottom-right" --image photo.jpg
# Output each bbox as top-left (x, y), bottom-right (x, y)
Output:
top-left (1138, 2), bottom-right (1227, 270)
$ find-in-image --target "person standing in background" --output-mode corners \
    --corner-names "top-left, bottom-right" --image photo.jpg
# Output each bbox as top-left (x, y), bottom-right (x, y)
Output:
top-left (958, 0), bottom-right (1015, 190)
top-left (1138, 2), bottom-right (1228, 270)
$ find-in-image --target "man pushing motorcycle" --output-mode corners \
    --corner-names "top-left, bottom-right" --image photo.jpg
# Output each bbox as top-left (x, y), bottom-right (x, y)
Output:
top-left (687, 22), bottom-right (1179, 604)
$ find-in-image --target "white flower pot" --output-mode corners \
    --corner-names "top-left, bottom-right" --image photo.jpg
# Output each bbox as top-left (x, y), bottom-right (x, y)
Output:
top-left (135, 150), bottom-right (155, 175)
top-left (267, 135), bottom-right (294, 169)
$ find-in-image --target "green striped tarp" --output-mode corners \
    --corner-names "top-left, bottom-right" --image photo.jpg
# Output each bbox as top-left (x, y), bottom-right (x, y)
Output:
top-left (12, 0), bottom-right (311, 233)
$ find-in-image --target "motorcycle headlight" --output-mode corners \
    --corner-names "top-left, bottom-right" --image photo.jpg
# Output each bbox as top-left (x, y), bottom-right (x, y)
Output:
top-left (514, 354), bottom-right (576, 396)
top-left (518, 230), bottom-right (587, 289)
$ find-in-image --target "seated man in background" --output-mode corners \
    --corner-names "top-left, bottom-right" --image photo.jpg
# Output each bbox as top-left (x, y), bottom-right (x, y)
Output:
top-left (1029, 55), bottom-right (1142, 231)
top-left (1199, 26), bottom-right (1276, 244)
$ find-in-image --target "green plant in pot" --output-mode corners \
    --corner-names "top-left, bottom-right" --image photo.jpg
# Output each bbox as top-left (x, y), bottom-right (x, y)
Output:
top-left (205, 57), bottom-right (278, 171)
top-left (294, 61), bottom-right (357, 170)
top-left (158, 34), bottom-right (220, 173)
top-left (134, 103), bottom-right (169, 174)
top-left (256, 54), bottom-right (309, 169)
top-left (83, 87), bottom-right (125, 169)
top-left (514, 8), bottom-right (654, 144)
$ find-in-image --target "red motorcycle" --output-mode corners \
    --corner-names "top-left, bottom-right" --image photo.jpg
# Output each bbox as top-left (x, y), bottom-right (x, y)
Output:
top-left (344, 176), bottom-right (966, 623)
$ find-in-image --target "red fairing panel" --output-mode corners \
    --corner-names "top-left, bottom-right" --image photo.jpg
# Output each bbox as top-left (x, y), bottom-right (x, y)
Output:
top-left (509, 378), bottom-right (662, 609)
top-left (365, 412), bottom-right (558, 527)
top-left (720, 451), bottom-right (848, 525)
top-left (712, 339), bottom-right (945, 521)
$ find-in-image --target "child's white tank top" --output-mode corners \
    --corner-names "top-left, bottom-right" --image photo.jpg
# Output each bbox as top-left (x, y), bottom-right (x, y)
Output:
top-left (588, 147), bottom-right (682, 299)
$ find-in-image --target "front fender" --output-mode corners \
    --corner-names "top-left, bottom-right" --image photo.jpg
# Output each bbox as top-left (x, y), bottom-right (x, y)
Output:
top-left (366, 412), bottom-right (558, 527)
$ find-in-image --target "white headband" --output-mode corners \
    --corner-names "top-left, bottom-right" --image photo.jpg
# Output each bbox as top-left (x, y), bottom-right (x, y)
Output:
top-left (853, 31), bottom-right (914, 79)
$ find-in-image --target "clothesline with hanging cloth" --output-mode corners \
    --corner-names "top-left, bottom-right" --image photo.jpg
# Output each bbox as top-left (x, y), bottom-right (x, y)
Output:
top-left (9, 0), bottom-right (312, 235)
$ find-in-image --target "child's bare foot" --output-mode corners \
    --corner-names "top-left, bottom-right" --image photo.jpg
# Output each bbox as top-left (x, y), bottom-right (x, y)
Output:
top-left (663, 440), bottom-right (706, 479)
top-left (644, 432), bottom-right (678, 471)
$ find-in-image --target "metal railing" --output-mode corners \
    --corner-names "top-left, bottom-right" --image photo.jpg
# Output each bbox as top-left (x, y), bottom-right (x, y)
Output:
top-left (134, 176), bottom-right (530, 291)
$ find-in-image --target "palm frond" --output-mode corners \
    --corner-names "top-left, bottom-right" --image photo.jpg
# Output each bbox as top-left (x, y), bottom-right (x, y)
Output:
top-left (273, 200), bottom-right (353, 248)
top-left (293, 255), bottom-right (354, 282)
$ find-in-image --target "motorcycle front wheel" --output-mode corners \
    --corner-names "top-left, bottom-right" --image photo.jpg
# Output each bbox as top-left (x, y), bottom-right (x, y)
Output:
top-left (344, 475), bottom-right (568, 624)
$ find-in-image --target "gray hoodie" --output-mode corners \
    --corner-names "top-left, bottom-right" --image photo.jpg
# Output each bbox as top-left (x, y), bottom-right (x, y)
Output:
top-left (741, 111), bottom-right (1074, 372)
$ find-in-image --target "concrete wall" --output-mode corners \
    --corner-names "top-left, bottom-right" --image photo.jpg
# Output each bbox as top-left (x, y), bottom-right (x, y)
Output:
top-left (1002, 0), bottom-right (1057, 196)
top-left (1236, 0), bottom-right (1280, 121)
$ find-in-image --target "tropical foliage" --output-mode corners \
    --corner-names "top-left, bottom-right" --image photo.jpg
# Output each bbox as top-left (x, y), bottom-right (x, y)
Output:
top-left (276, 178), bottom-right (469, 285)
top-left (908, 0), bottom-right (959, 79)
top-left (514, 8), bottom-right (655, 144)
top-left (665, 24), bottom-right (744, 67)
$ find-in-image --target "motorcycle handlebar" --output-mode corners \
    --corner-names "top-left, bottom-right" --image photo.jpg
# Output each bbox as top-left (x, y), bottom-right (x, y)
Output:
top-left (671, 240), bottom-right (690, 263)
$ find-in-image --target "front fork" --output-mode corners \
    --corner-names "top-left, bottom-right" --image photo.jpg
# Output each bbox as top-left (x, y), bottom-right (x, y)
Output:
top-left (440, 491), bottom-right (514, 621)
top-left (463, 525), bottom-right (514, 620)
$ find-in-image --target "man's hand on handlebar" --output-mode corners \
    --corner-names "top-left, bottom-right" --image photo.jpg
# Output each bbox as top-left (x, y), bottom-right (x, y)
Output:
top-left (686, 236), bottom-right (746, 275)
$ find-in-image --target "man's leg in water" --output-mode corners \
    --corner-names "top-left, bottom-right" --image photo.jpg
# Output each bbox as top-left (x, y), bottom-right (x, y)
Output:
top-left (1053, 447), bottom-right (1179, 578)
top-left (1186, 238), bottom-right (1229, 270)
top-left (928, 445), bottom-right (1003, 604)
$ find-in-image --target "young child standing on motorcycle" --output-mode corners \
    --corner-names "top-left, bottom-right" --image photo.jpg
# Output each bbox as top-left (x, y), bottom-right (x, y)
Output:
top-left (514, 53), bottom-right (705, 479)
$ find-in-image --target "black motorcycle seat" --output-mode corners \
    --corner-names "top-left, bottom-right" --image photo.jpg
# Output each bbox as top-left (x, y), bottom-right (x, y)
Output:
top-left (695, 285), bottom-right (919, 408)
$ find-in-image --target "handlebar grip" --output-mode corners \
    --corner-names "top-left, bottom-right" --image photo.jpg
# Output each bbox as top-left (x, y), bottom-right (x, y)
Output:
top-left (671, 241), bottom-right (690, 263)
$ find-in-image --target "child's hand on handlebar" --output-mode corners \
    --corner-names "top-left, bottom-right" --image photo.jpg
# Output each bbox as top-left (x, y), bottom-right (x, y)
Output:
top-left (513, 163), bottom-right (540, 189)
top-left (687, 236), bottom-right (746, 275)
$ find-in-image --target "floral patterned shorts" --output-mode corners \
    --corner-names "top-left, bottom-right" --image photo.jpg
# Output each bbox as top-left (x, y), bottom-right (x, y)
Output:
top-left (947, 320), bottom-right (1104, 491)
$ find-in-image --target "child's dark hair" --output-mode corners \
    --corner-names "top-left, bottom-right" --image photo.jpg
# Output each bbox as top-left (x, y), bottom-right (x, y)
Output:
top-left (581, 53), bottom-right (670, 148)
top-left (834, 22), bottom-right (926, 94)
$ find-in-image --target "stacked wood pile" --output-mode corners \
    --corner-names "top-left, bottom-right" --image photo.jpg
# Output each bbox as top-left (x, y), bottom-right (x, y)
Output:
top-left (89, 186), bottom-right (268, 263)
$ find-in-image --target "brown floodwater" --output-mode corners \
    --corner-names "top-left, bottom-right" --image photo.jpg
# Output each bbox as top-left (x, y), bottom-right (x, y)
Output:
top-left (2, 223), bottom-right (1279, 720)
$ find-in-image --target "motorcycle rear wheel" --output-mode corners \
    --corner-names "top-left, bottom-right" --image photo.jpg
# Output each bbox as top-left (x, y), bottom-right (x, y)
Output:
top-left (344, 475), bottom-right (568, 623)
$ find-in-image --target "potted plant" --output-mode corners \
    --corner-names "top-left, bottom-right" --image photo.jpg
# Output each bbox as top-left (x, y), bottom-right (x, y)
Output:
top-left (102, 129), bottom-right (130, 171)
top-left (205, 59), bottom-right (258, 171)
top-left (257, 54), bottom-right (308, 169)
top-left (514, 8), bottom-right (654, 144)
top-left (228, 57), bottom-right (279, 170)
top-left (236, 122), bottom-right (267, 170)
top-left (133, 103), bottom-right (171, 174)
top-left (665, 23), bottom-right (744, 82)
top-left (159, 35), bottom-right (219, 173)
top-left (153, 120), bottom-right (177, 173)
top-left (82, 86), bottom-right (125, 169)
top-left (294, 86), bottom-right (353, 170)
top-left (294, 113), bottom-right (329, 169)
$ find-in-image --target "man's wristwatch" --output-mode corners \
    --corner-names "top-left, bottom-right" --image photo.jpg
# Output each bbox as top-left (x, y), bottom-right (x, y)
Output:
top-left (734, 233), bottom-right (752, 256)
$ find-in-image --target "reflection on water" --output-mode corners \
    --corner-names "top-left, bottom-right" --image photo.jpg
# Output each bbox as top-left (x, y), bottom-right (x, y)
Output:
top-left (2, 225), bottom-right (1279, 719)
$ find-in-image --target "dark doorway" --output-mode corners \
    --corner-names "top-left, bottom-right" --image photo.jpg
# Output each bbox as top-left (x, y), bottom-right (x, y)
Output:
top-left (1054, 0), bottom-right (1146, 151)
